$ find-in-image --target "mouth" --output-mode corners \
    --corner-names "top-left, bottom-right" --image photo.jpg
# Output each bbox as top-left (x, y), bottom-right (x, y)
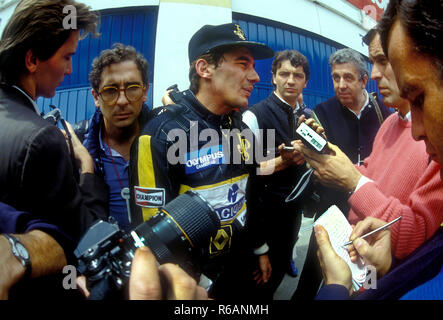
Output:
top-left (115, 113), bottom-right (131, 120)
top-left (428, 152), bottom-right (441, 166)
top-left (379, 88), bottom-right (390, 95)
top-left (242, 88), bottom-right (253, 97)
top-left (338, 93), bottom-right (351, 99)
top-left (428, 151), bottom-right (437, 161)
top-left (425, 143), bottom-right (437, 160)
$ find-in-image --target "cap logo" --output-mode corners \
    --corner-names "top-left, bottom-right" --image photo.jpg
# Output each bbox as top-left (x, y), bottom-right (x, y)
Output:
top-left (233, 24), bottom-right (246, 41)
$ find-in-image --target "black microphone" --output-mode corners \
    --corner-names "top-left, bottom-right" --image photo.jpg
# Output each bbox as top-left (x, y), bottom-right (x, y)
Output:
top-left (42, 108), bottom-right (62, 125)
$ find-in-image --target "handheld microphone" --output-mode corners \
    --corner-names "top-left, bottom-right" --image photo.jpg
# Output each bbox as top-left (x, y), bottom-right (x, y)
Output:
top-left (296, 122), bottom-right (330, 154)
top-left (42, 108), bottom-right (62, 125)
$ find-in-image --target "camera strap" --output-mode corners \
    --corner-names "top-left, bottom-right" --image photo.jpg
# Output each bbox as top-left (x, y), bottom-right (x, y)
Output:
top-left (59, 118), bottom-right (79, 181)
top-left (104, 135), bottom-right (132, 224)
top-left (285, 168), bottom-right (314, 203)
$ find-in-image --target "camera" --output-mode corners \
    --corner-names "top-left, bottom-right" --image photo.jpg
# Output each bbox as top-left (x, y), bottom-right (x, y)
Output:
top-left (296, 122), bottom-right (330, 154)
top-left (74, 191), bottom-right (220, 299)
top-left (166, 84), bottom-right (184, 104)
top-left (43, 105), bottom-right (79, 180)
top-left (42, 107), bottom-right (62, 125)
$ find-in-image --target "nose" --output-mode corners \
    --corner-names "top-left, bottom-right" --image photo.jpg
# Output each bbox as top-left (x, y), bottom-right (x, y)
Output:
top-left (116, 88), bottom-right (129, 105)
top-left (248, 68), bottom-right (260, 84)
top-left (338, 77), bottom-right (347, 90)
top-left (65, 59), bottom-right (73, 76)
top-left (370, 64), bottom-right (382, 82)
top-left (410, 107), bottom-right (426, 141)
top-left (287, 74), bottom-right (296, 85)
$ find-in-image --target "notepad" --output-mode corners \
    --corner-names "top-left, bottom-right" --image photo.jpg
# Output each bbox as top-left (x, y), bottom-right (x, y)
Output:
top-left (314, 205), bottom-right (367, 291)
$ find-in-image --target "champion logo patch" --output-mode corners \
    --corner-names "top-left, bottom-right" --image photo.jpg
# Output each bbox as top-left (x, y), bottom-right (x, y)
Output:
top-left (134, 187), bottom-right (165, 208)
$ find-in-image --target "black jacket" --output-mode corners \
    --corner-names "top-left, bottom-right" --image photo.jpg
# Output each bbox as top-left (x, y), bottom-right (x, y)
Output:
top-left (245, 92), bottom-right (313, 195)
top-left (0, 84), bottom-right (108, 257)
top-left (313, 95), bottom-right (391, 164)
top-left (242, 93), bottom-right (313, 250)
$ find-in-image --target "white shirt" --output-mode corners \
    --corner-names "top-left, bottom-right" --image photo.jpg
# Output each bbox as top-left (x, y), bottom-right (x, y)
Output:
top-left (242, 91), bottom-right (301, 143)
top-left (347, 89), bottom-right (370, 119)
top-left (12, 85), bottom-right (40, 115)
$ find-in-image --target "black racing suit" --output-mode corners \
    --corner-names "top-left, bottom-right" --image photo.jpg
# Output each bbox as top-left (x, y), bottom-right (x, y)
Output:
top-left (130, 90), bottom-right (258, 298)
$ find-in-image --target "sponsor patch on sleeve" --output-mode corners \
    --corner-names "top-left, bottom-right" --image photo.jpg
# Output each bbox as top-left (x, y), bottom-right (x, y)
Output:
top-left (134, 187), bottom-right (165, 208)
top-left (185, 144), bottom-right (225, 174)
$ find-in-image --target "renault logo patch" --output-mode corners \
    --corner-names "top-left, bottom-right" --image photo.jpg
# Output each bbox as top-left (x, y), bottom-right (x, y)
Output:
top-left (134, 187), bottom-right (165, 208)
top-left (210, 225), bottom-right (233, 255)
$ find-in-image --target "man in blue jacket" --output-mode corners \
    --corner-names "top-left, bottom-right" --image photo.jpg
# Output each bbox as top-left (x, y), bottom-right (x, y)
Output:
top-left (83, 44), bottom-right (151, 231)
top-left (313, 48), bottom-right (391, 165)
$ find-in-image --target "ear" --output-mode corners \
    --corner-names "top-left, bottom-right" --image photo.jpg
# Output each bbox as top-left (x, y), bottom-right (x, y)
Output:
top-left (195, 58), bottom-right (212, 79)
top-left (91, 88), bottom-right (101, 108)
top-left (361, 74), bottom-right (369, 88)
top-left (303, 80), bottom-right (308, 89)
top-left (142, 83), bottom-right (149, 102)
top-left (25, 49), bottom-right (39, 73)
top-left (272, 74), bottom-right (276, 86)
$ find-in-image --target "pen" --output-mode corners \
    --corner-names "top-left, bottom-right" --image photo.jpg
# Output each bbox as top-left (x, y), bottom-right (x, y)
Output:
top-left (342, 216), bottom-right (402, 247)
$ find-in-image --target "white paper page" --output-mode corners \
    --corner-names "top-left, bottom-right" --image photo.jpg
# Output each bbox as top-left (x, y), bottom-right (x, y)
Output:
top-left (314, 205), bottom-right (367, 287)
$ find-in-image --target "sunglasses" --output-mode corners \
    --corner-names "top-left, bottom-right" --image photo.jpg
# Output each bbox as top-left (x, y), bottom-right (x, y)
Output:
top-left (98, 84), bottom-right (145, 104)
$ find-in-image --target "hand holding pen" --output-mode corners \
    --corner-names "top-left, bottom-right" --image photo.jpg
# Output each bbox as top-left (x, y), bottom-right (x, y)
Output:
top-left (343, 216), bottom-right (401, 247)
top-left (347, 217), bottom-right (400, 278)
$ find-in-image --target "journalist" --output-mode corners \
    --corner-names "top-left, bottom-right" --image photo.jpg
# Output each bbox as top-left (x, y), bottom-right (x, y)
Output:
top-left (0, 0), bottom-right (107, 299)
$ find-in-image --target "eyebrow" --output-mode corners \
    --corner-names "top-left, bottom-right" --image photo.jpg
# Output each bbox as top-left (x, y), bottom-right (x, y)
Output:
top-left (370, 53), bottom-right (387, 62)
top-left (331, 72), bottom-right (354, 77)
top-left (236, 55), bottom-right (255, 67)
top-left (102, 81), bottom-right (142, 88)
top-left (278, 69), bottom-right (304, 74)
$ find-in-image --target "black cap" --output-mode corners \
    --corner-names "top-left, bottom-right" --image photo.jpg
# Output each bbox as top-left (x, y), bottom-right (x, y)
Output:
top-left (188, 23), bottom-right (274, 64)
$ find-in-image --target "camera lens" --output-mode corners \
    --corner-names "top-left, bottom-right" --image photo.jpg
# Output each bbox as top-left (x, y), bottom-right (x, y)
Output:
top-left (130, 191), bottom-right (220, 269)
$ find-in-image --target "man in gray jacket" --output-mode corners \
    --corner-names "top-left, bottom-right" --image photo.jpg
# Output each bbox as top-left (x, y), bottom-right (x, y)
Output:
top-left (0, 0), bottom-right (107, 299)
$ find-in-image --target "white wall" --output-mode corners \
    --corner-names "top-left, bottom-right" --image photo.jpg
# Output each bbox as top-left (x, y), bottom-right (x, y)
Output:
top-left (232, 0), bottom-right (376, 56)
top-left (88, 0), bottom-right (159, 10)
top-left (0, 1), bottom-right (17, 36)
top-left (152, 1), bottom-right (232, 107)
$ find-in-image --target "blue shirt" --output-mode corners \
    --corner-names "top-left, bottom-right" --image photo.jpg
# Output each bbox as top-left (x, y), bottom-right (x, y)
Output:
top-left (99, 127), bottom-right (131, 231)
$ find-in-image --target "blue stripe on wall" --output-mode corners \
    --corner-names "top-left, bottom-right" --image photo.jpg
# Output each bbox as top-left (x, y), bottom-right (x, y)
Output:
top-left (233, 13), bottom-right (379, 109)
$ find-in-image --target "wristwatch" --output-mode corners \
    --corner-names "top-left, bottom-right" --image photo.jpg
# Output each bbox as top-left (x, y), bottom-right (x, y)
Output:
top-left (2, 234), bottom-right (32, 279)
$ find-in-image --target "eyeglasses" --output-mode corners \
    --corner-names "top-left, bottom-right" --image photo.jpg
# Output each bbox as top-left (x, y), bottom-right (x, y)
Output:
top-left (98, 84), bottom-right (145, 104)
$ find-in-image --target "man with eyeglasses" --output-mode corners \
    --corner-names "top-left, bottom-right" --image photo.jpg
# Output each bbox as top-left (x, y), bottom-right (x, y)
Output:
top-left (83, 43), bottom-right (151, 231)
